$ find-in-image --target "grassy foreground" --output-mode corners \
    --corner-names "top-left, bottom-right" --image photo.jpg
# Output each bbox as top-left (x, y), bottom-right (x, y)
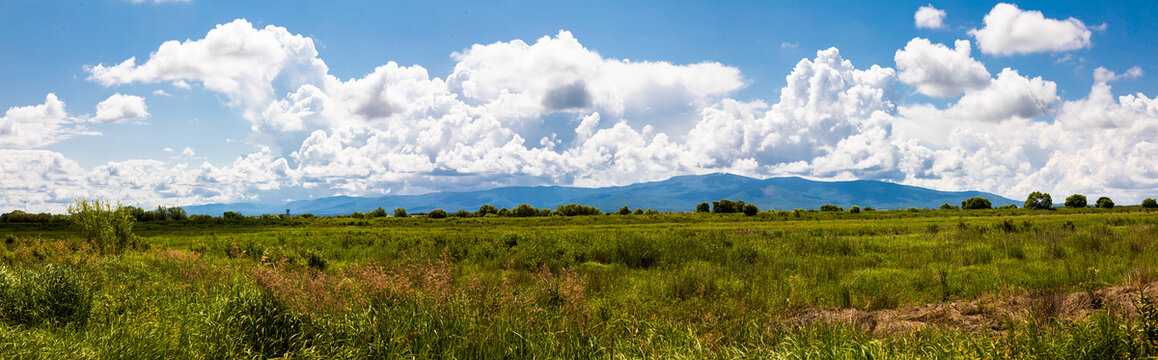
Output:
top-left (2, 208), bottom-right (1158, 359)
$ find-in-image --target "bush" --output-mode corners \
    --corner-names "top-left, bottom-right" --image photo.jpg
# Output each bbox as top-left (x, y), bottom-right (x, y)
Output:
top-left (743, 203), bottom-right (759, 216)
top-left (1143, 198), bottom-right (1158, 208)
top-left (554, 203), bottom-right (601, 216)
top-left (67, 199), bottom-right (139, 254)
top-left (849, 205), bottom-right (861, 214)
top-left (1065, 194), bottom-right (1087, 208)
top-left (618, 206), bottom-right (631, 215)
top-left (712, 199), bottom-right (747, 213)
top-left (940, 203), bottom-right (959, 210)
top-left (223, 211), bottom-right (245, 220)
top-left (633, 208), bottom-right (644, 215)
top-left (695, 202), bottom-right (710, 213)
top-left (1024, 191), bottom-right (1053, 210)
top-left (476, 204), bottom-right (498, 217)
top-left (1096, 197), bottom-right (1114, 209)
top-left (960, 197), bottom-right (991, 210)
top-left (0, 264), bottom-right (93, 327)
top-left (393, 208), bottom-right (408, 218)
top-left (450, 210), bottom-right (472, 218)
top-left (367, 207), bottom-right (388, 218)
top-left (305, 251), bottom-right (327, 271)
top-left (819, 204), bottom-right (843, 212)
top-left (513, 204), bottom-right (539, 217)
top-left (427, 209), bottom-right (447, 219)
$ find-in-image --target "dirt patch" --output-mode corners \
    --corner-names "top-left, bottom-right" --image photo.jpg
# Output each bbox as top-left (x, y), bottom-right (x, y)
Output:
top-left (791, 282), bottom-right (1158, 335)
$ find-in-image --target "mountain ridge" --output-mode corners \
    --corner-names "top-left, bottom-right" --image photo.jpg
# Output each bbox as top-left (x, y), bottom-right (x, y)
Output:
top-left (184, 173), bottom-right (1019, 215)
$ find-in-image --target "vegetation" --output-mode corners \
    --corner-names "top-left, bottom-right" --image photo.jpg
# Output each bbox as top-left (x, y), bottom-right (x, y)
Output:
top-left (819, 204), bottom-right (843, 212)
top-left (392, 207), bottom-right (408, 218)
top-left (426, 209), bottom-right (447, 219)
top-left (66, 199), bottom-right (140, 254)
top-left (1143, 198), bottom-right (1158, 209)
top-left (1025, 191), bottom-right (1054, 210)
top-left (711, 199), bottom-right (748, 214)
top-left (1065, 194), bottom-right (1088, 208)
top-left (961, 197), bottom-right (992, 210)
top-left (696, 202), bottom-right (710, 213)
top-left (1096, 197), bottom-right (1114, 209)
top-left (3, 198), bottom-right (1158, 358)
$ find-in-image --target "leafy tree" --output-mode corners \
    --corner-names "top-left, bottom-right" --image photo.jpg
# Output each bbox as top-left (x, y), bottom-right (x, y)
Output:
top-left (849, 205), bottom-right (861, 214)
top-left (644, 208), bottom-right (660, 215)
top-left (863, 207), bottom-right (875, 212)
top-left (67, 199), bottom-right (139, 254)
top-left (350, 211), bottom-right (365, 219)
top-left (712, 199), bottom-right (746, 213)
top-left (633, 208), bottom-right (644, 215)
top-left (223, 211), bottom-right (245, 220)
top-left (477, 204), bottom-right (498, 217)
top-left (742, 203), bottom-right (758, 216)
top-left (1064, 194), bottom-right (1087, 208)
top-left (497, 208), bottom-right (512, 217)
top-left (961, 197), bottom-right (992, 210)
top-left (940, 203), bottom-right (959, 210)
top-left (998, 204), bottom-right (1018, 210)
top-left (618, 206), bottom-right (631, 215)
top-left (166, 206), bottom-right (188, 221)
top-left (369, 207), bottom-right (388, 218)
top-left (554, 203), bottom-right (602, 216)
top-left (1143, 198), bottom-right (1158, 208)
top-left (819, 204), bottom-right (843, 212)
top-left (1024, 192), bottom-right (1053, 210)
top-left (427, 209), bottom-right (447, 219)
top-left (393, 207), bottom-right (408, 218)
top-left (450, 210), bottom-right (472, 217)
top-left (513, 204), bottom-right (539, 217)
top-left (1095, 197), bottom-right (1114, 209)
top-left (695, 202), bottom-right (710, 213)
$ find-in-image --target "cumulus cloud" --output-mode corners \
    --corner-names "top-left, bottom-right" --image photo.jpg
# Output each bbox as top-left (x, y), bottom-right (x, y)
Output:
top-left (914, 5), bottom-right (946, 29)
top-left (92, 93), bottom-right (149, 123)
top-left (895, 38), bottom-right (990, 98)
top-left (0, 94), bottom-right (92, 148)
top-left (969, 3), bottom-right (1092, 55)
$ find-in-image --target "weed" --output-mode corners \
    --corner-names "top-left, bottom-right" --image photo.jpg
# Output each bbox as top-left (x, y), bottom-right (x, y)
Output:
top-left (0, 264), bottom-right (92, 327)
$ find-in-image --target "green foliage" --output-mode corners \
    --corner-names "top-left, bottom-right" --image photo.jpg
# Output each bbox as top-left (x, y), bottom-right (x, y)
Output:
top-left (644, 208), bottom-right (660, 215)
top-left (223, 211), bottom-right (245, 220)
top-left (1095, 197), bottom-right (1114, 209)
top-left (450, 210), bottom-right (472, 218)
top-left (633, 208), bottom-right (643, 215)
top-left (0, 210), bottom-right (60, 223)
top-left (67, 199), bottom-right (140, 254)
top-left (849, 205), bottom-right (861, 214)
top-left (940, 203), bottom-right (959, 210)
top-left (0, 264), bottom-right (92, 327)
top-left (553, 203), bottom-right (602, 216)
top-left (819, 204), bottom-right (843, 212)
top-left (212, 288), bottom-right (308, 358)
top-left (1143, 198), bottom-right (1158, 208)
top-left (743, 203), bottom-right (759, 216)
top-left (305, 251), bottom-right (327, 271)
top-left (711, 199), bottom-right (747, 213)
top-left (695, 202), bottom-right (710, 213)
top-left (618, 206), bottom-right (631, 215)
top-left (392, 207), bottom-right (408, 218)
top-left (1025, 191), bottom-right (1054, 210)
top-left (350, 211), bottom-right (365, 219)
top-left (427, 209), bottom-right (448, 219)
top-left (961, 197), bottom-right (992, 210)
top-left (1065, 194), bottom-right (1088, 208)
top-left (476, 204), bottom-right (499, 217)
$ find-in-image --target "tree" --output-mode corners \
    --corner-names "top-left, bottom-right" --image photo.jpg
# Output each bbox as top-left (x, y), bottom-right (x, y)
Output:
top-left (513, 204), bottom-right (539, 217)
top-left (477, 204), bottom-right (498, 217)
top-left (1064, 194), bottom-right (1087, 208)
top-left (1095, 197), bottom-right (1114, 209)
top-left (940, 203), bottom-right (959, 210)
top-left (351, 211), bottom-right (365, 219)
top-left (849, 205), bottom-right (861, 214)
top-left (451, 210), bottom-right (472, 217)
top-left (743, 203), bottom-right (758, 216)
top-left (68, 199), bottom-right (138, 254)
top-left (369, 207), bottom-right (388, 218)
top-left (618, 206), bottom-right (631, 215)
top-left (960, 197), bottom-right (992, 210)
top-left (427, 209), bottom-right (447, 219)
top-left (633, 208), bottom-right (644, 215)
top-left (1143, 198), bottom-right (1158, 208)
top-left (223, 211), bottom-right (245, 220)
top-left (1024, 192), bottom-right (1053, 210)
top-left (819, 204), bottom-right (842, 212)
top-left (166, 206), bottom-right (188, 221)
top-left (695, 202), bottom-right (710, 213)
top-left (393, 207), bottom-right (408, 218)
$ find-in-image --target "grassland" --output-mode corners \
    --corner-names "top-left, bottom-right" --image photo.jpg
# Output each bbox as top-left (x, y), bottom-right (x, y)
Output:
top-left (2, 207), bottom-right (1158, 359)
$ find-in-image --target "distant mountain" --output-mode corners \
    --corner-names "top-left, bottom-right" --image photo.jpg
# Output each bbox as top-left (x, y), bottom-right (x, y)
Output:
top-left (184, 174), bottom-right (1019, 216)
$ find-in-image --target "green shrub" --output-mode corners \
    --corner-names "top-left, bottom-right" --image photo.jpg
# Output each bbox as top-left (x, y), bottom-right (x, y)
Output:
top-left (695, 202), bottom-right (710, 213)
top-left (1095, 197), bottom-right (1114, 209)
top-left (476, 204), bottom-right (498, 216)
top-left (940, 203), bottom-right (959, 210)
top-left (1143, 198), bottom-right (1158, 208)
top-left (618, 206), bottom-right (631, 215)
top-left (960, 197), bottom-right (991, 210)
top-left (427, 209), bottom-right (447, 219)
top-left (67, 199), bottom-right (140, 254)
top-left (633, 208), bottom-right (643, 215)
top-left (849, 205), bottom-right (861, 214)
top-left (0, 265), bottom-right (93, 327)
top-left (1065, 194), bottom-right (1087, 208)
top-left (667, 261), bottom-right (720, 300)
top-left (1025, 191), bottom-right (1053, 210)
top-left (212, 288), bottom-right (308, 358)
top-left (614, 236), bottom-right (660, 269)
top-left (392, 208), bottom-right (408, 218)
top-left (305, 251), bottom-right (327, 271)
top-left (819, 204), bottom-right (843, 212)
top-left (743, 203), bottom-right (759, 216)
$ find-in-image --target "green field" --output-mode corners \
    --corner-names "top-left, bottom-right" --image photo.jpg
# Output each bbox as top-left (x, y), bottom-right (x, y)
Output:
top-left (2, 207), bottom-right (1158, 359)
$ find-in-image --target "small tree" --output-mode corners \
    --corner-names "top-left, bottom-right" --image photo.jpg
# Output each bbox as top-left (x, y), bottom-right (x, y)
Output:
top-left (513, 204), bottom-right (539, 217)
top-left (961, 197), bottom-right (991, 210)
top-left (477, 204), bottom-right (498, 217)
top-left (1143, 198), bottom-right (1158, 208)
top-left (67, 199), bottom-right (139, 254)
top-left (695, 202), bottom-right (710, 213)
top-left (393, 207), bottom-right (408, 218)
top-left (849, 205), bottom-right (861, 214)
top-left (633, 208), bottom-right (644, 215)
top-left (819, 204), bottom-right (842, 212)
top-left (369, 207), bottom-right (388, 218)
top-left (742, 203), bottom-right (758, 216)
top-left (618, 206), bottom-right (631, 215)
top-left (1024, 192), bottom-right (1053, 210)
top-left (940, 203), bottom-right (959, 210)
top-left (427, 209), bottom-right (447, 219)
top-left (1064, 194), bottom-right (1087, 208)
top-left (1095, 197), bottom-right (1113, 209)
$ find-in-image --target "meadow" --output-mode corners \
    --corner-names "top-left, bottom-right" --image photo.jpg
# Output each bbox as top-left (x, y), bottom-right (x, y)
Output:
top-left (2, 205), bottom-right (1158, 359)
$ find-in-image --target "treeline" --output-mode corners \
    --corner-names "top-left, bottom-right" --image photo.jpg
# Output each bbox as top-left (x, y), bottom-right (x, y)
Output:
top-left (351, 203), bottom-right (610, 219)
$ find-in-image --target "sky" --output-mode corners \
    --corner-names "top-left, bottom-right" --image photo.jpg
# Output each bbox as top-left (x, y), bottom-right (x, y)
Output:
top-left (3, 0), bottom-right (1158, 212)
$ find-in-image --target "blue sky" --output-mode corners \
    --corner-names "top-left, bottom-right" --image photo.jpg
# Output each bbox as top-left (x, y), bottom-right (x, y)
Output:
top-left (3, 0), bottom-right (1158, 212)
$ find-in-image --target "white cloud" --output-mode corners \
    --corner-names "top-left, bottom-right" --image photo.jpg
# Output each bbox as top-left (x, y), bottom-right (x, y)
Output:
top-left (0, 94), bottom-right (94, 148)
top-left (152, 89), bottom-right (171, 96)
top-left (126, 0), bottom-right (190, 3)
top-left (182, 147), bottom-right (195, 156)
top-left (914, 5), bottom-right (946, 29)
top-left (895, 38), bottom-right (990, 98)
top-left (969, 3), bottom-right (1092, 56)
top-left (92, 93), bottom-right (149, 123)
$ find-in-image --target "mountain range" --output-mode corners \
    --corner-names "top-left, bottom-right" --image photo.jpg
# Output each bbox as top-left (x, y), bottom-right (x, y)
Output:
top-left (184, 173), bottom-right (1020, 216)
